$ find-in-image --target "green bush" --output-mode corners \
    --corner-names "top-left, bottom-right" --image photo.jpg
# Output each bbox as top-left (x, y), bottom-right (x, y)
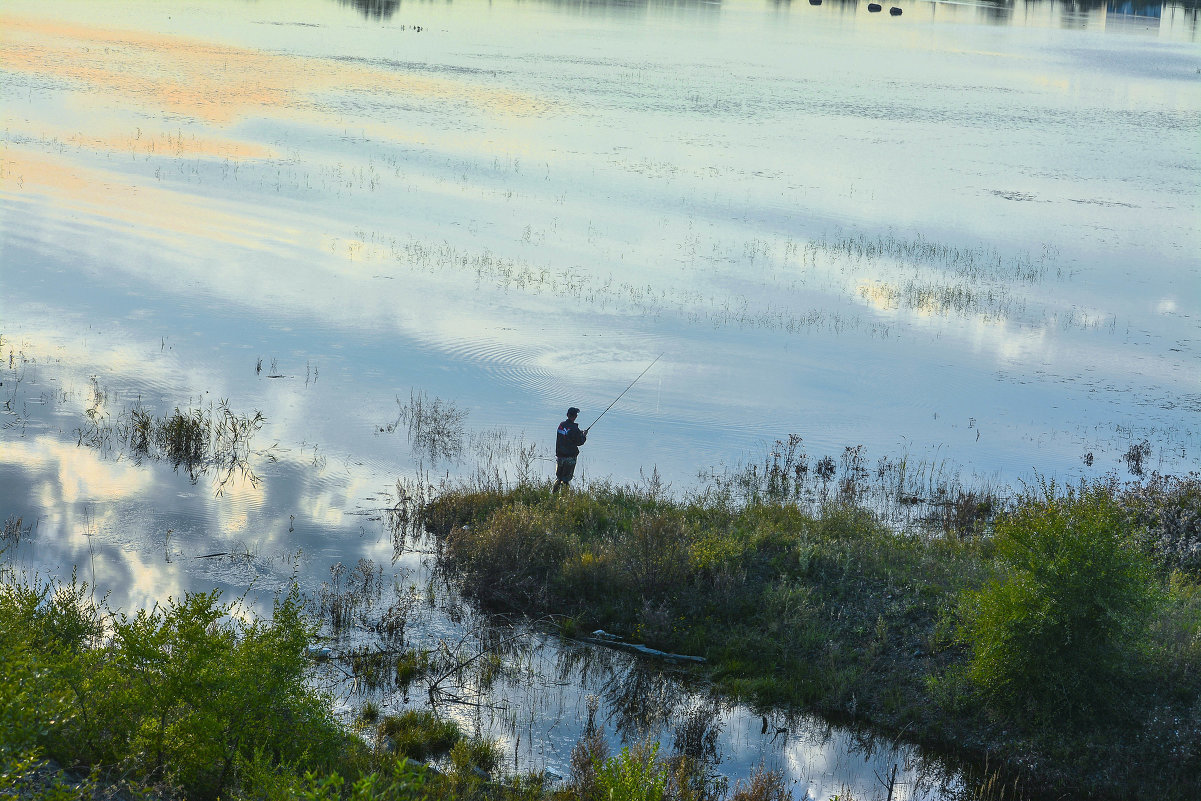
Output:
top-left (443, 502), bottom-right (572, 609)
top-left (595, 743), bottom-right (668, 801)
top-left (0, 571), bottom-right (101, 764)
top-left (956, 480), bottom-right (1161, 717)
top-left (0, 571), bottom-right (350, 801)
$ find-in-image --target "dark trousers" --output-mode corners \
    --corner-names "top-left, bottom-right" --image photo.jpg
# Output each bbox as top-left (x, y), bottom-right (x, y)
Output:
top-left (553, 457), bottom-right (577, 491)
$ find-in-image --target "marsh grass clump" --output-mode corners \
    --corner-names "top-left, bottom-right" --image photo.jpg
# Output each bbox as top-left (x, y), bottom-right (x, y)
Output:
top-left (357, 700), bottom-right (381, 725)
top-left (450, 737), bottom-right (502, 775)
top-left (390, 390), bottom-right (468, 463)
top-left (388, 474), bottom-right (439, 549)
top-left (672, 701), bottom-right (722, 765)
top-left (698, 437), bottom-right (1004, 534)
top-left (127, 405), bottom-right (156, 455)
top-left (158, 406), bottom-right (209, 465)
top-left (319, 559), bottom-right (384, 636)
top-left (210, 402), bottom-right (266, 470)
top-left (378, 709), bottom-right (461, 762)
top-left (1122, 439), bottom-right (1153, 476)
top-left (395, 647), bottom-right (434, 688)
top-left (78, 396), bottom-right (267, 490)
top-left (374, 586), bottom-right (417, 646)
top-left (727, 764), bottom-right (792, 801)
top-left (1, 515), bottom-right (31, 547)
top-left (346, 645), bottom-right (396, 692)
top-left (924, 488), bottom-right (997, 540)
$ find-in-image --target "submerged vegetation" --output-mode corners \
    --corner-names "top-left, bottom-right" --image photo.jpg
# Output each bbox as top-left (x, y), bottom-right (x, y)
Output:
top-left (383, 389), bottom-right (469, 463)
top-left (74, 388), bottom-right (269, 490)
top-left (419, 466), bottom-right (1201, 799)
top-left (339, 225), bottom-right (1077, 340)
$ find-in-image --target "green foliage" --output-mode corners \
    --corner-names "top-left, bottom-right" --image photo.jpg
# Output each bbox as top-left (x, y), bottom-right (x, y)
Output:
top-left (239, 752), bottom-right (432, 801)
top-left (423, 474), bottom-right (1201, 797)
top-left (448, 736), bottom-right (503, 788)
top-left (378, 710), bottom-right (461, 762)
top-left (0, 571), bottom-right (348, 801)
top-left (395, 648), bottom-right (433, 688)
top-left (1115, 473), bottom-right (1201, 576)
top-left (727, 764), bottom-right (792, 801)
top-left (0, 572), bottom-right (96, 761)
top-left (0, 750), bottom-right (98, 801)
top-left (595, 743), bottom-right (669, 801)
top-left (956, 480), bottom-right (1161, 716)
top-left (95, 588), bottom-right (343, 798)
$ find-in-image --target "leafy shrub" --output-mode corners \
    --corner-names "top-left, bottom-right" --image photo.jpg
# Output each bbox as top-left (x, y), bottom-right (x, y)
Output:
top-left (0, 751), bottom-right (97, 801)
top-left (443, 504), bottom-right (570, 608)
top-left (622, 513), bottom-right (690, 599)
top-left (956, 481), bottom-right (1161, 717)
top-left (99, 589), bottom-right (343, 799)
top-left (239, 753), bottom-right (432, 801)
top-left (595, 743), bottom-right (668, 801)
top-left (0, 572), bottom-right (348, 801)
top-left (0, 571), bottom-right (100, 764)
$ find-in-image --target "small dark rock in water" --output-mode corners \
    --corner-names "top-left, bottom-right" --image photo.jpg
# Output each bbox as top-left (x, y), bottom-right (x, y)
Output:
top-left (809, 0), bottom-right (822, 4)
top-left (890, 6), bottom-right (903, 14)
top-left (868, 3), bottom-right (882, 11)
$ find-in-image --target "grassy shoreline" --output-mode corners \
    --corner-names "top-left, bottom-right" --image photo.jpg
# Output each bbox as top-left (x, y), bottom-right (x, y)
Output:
top-left (419, 472), bottom-right (1201, 800)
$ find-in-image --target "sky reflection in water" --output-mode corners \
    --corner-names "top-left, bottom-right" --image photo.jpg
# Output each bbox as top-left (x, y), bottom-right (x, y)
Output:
top-left (1, 0), bottom-right (1199, 796)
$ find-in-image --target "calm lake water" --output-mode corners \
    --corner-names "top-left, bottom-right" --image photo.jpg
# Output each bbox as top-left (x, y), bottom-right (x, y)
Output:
top-left (1, 0), bottom-right (1199, 796)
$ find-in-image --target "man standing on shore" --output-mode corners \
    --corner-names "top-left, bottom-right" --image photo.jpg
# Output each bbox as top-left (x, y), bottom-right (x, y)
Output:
top-left (553, 407), bottom-right (587, 493)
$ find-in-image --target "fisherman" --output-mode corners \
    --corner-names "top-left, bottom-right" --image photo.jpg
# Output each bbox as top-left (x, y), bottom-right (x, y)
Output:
top-left (553, 407), bottom-right (588, 494)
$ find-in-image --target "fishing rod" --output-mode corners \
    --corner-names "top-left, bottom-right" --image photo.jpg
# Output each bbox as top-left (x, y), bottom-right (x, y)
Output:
top-left (586, 353), bottom-right (663, 433)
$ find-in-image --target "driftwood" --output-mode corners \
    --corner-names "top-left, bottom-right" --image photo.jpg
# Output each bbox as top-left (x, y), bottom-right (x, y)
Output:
top-left (580, 629), bottom-right (705, 664)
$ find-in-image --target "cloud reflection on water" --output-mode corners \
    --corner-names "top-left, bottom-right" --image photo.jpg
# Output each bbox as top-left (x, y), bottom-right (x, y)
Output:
top-left (1, 12), bottom-right (550, 124)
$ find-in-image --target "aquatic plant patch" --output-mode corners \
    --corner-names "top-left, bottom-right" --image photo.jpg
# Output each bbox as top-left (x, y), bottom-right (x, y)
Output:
top-left (72, 393), bottom-right (270, 490)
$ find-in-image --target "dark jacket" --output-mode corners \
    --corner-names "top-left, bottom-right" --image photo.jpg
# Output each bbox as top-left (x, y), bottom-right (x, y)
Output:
top-left (556, 418), bottom-right (587, 458)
